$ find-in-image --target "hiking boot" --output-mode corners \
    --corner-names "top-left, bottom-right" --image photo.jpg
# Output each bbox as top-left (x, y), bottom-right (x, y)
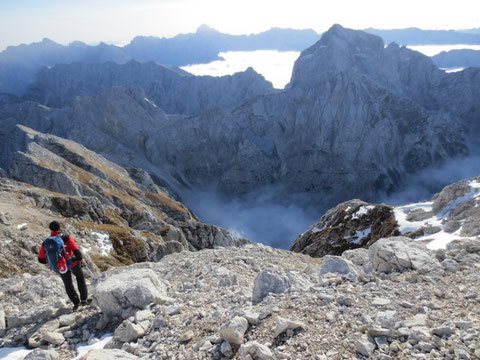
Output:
top-left (81, 298), bottom-right (92, 306)
top-left (72, 303), bottom-right (80, 311)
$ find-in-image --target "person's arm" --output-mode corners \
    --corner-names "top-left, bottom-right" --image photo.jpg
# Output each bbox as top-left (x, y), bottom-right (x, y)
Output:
top-left (67, 235), bottom-right (86, 264)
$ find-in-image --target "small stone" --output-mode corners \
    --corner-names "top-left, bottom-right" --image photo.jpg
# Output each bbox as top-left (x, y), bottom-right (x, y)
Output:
top-left (375, 310), bottom-right (397, 329)
top-left (239, 341), bottom-right (274, 360)
top-left (367, 326), bottom-right (392, 337)
top-left (417, 341), bottom-right (435, 353)
top-left (356, 335), bottom-right (376, 357)
top-left (220, 341), bottom-right (233, 357)
top-left (326, 312), bottom-right (337, 323)
top-left (180, 330), bottom-right (194, 343)
top-left (219, 316), bottom-right (249, 345)
top-left (336, 296), bottom-right (354, 306)
top-left (431, 326), bottom-right (455, 337)
top-left (242, 310), bottom-right (261, 325)
top-left (43, 332), bottom-right (65, 346)
top-left (273, 316), bottom-right (305, 337)
top-left (372, 297), bottom-right (392, 307)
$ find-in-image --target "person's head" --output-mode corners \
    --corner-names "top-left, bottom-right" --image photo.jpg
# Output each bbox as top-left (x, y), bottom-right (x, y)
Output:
top-left (49, 221), bottom-right (61, 232)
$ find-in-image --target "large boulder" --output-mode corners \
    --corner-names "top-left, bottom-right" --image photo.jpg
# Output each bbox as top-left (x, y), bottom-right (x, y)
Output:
top-left (92, 268), bottom-right (168, 318)
top-left (80, 349), bottom-right (138, 359)
top-left (368, 237), bottom-right (440, 274)
top-left (318, 255), bottom-right (363, 281)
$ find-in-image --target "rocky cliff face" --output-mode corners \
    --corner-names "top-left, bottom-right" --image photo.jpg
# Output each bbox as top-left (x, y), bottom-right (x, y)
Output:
top-left (24, 61), bottom-right (276, 113)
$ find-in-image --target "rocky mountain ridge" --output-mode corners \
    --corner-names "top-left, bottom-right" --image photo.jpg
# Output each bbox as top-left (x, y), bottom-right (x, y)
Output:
top-left (3, 25), bottom-right (477, 204)
top-left (24, 60), bottom-right (276, 113)
top-left (0, 26), bottom-right (319, 96)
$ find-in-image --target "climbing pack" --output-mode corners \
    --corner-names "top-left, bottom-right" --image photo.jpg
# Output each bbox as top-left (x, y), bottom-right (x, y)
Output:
top-left (43, 236), bottom-right (72, 274)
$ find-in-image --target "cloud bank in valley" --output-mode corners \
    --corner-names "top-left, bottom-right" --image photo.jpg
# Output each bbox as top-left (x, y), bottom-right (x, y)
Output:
top-left (182, 185), bottom-right (321, 249)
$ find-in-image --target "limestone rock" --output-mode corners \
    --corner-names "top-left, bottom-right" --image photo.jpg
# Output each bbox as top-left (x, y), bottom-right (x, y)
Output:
top-left (219, 316), bottom-right (249, 345)
top-left (273, 316), bottom-right (305, 337)
top-left (239, 341), bottom-right (274, 360)
top-left (24, 349), bottom-right (59, 360)
top-left (43, 331), bottom-right (65, 345)
top-left (318, 255), bottom-right (362, 281)
top-left (92, 268), bottom-right (168, 318)
top-left (252, 270), bottom-right (290, 305)
top-left (368, 236), bottom-right (440, 273)
top-left (80, 349), bottom-right (139, 359)
top-left (356, 335), bottom-right (376, 357)
top-left (114, 320), bottom-right (146, 343)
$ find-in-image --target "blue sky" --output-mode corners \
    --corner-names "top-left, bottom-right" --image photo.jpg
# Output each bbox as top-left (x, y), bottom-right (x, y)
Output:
top-left (1, 0), bottom-right (479, 51)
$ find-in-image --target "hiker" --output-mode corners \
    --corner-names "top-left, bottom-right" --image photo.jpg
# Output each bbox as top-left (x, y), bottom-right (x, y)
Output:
top-left (38, 221), bottom-right (91, 310)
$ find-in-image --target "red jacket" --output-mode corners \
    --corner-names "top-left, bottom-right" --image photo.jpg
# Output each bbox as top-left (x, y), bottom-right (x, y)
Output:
top-left (38, 231), bottom-right (81, 268)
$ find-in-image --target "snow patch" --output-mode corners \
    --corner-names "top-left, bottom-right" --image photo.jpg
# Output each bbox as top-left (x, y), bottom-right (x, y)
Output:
top-left (352, 227), bottom-right (372, 244)
top-left (439, 180), bottom-right (480, 217)
top-left (351, 206), bottom-right (374, 219)
top-left (144, 97), bottom-right (158, 107)
top-left (312, 223), bottom-right (327, 233)
top-left (0, 347), bottom-right (33, 359)
top-left (393, 198), bottom-right (472, 250)
top-left (92, 232), bottom-right (113, 256)
top-left (16, 223), bottom-right (27, 230)
top-left (72, 333), bottom-right (113, 360)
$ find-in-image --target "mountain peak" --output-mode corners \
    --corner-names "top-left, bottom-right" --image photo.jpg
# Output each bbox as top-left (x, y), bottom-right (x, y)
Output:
top-left (196, 24), bottom-right (219, 33)
top-left (319, 24), bottom-right (384, 49)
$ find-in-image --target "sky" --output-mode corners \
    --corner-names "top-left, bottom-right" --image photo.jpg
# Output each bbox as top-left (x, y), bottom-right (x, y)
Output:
top-left (1, 0), bottom-right (479, 51)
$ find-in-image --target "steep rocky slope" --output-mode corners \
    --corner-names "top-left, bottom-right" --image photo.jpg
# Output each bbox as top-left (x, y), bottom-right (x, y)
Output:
top-left (291, 175), bottom-right (480, 258)
top-left (0, 125), bottom-right (247, 278)
top-left (24, 61), bottom-right (276, 113)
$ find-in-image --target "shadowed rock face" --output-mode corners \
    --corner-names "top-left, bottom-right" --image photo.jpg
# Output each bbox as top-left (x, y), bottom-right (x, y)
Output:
top-left (291, 200), bottom-right (399, 257)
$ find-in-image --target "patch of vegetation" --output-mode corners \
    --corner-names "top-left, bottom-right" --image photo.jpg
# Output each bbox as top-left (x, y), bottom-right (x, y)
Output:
top-left (90, 254), bottom-right (126, 271)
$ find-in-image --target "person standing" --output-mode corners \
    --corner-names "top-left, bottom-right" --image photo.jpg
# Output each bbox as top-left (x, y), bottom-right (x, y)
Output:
top-left (38, 221), bottom-right (91, 310)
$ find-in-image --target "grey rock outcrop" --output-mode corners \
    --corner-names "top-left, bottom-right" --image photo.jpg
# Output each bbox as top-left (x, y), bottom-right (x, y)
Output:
top-left (92, 268), bottom-right (168, 318)
top-left (291, 200), bottom-right (399, 257)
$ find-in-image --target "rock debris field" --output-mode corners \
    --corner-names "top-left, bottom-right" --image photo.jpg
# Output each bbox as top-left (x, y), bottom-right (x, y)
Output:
top-left (1, 236), bottom-right (479, 360)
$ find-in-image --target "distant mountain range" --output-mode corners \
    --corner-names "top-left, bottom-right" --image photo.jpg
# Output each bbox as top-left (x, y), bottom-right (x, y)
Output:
top-left (1, 25), bottom-right (480, 96)
top-left (2, 25), bottom-right (479, 207)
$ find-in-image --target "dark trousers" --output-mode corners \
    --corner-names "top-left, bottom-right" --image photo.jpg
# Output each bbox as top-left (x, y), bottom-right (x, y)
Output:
top-left (61, 264), bottom-right (87, 305)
